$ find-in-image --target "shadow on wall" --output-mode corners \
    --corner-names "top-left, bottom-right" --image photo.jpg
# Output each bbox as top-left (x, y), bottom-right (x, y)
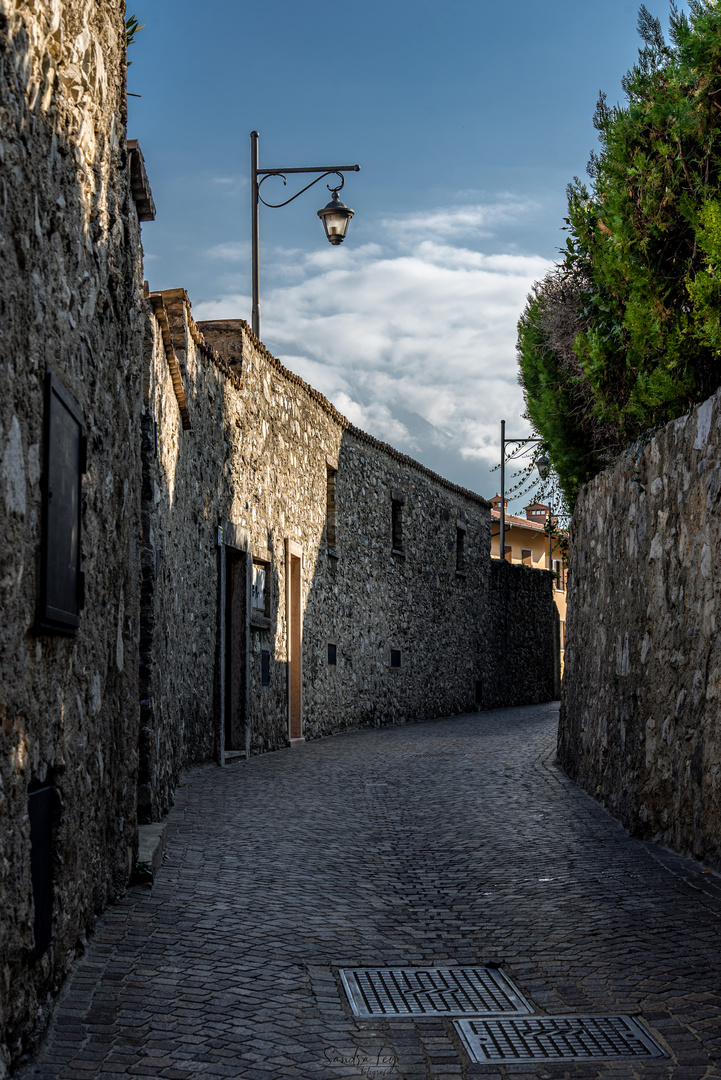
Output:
top-left (0, 4), bottom-right (143, 1070)
top-left (141, 305), bottom-right (562, 829)
top-left (138, 295), bottom-right (243, 822)
top-left (483, 561), bottom-right (561, 709)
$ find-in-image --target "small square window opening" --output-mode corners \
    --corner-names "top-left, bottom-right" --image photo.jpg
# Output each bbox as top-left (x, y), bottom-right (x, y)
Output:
top-left (390, 649), bottom-right (401, 669)
top-left (328, 643), bottom-right (337, 665)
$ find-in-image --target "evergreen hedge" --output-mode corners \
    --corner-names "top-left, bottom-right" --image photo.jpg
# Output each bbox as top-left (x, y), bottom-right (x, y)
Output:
top-left (518, 1), bottom-right (721, 507)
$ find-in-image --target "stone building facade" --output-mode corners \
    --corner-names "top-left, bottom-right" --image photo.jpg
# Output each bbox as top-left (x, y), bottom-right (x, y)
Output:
top-left (0, 0), bottom-right (148, 1073)
top-left (559, 388), bottom-right (721, 870)
top-left (139, 294), bottom-right (558, 823)
top-left (0, 2), bottom-right (559, 1070)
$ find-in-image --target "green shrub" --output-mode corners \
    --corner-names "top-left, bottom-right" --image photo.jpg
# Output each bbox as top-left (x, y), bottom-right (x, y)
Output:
top-left (518, 1), bottom-right (721, 507)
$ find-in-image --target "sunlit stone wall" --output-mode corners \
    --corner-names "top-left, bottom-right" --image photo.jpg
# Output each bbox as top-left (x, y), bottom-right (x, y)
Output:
top-left (560, 389), bottom-right (721, 870)
top-left (143, 298), bottom-right (533, 809)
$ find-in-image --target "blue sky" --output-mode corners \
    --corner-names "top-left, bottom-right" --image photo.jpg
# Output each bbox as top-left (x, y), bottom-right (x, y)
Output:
top-left (127, 0), bottom-right (679, 500)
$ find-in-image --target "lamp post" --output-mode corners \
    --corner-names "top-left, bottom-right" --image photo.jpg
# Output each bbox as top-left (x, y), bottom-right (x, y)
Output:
top-left (498, 420), bottom-right (547, 564)
top-left (250, 130), bottom-right (360, 340)
top-left (535, 454), bottom-right (555, 568)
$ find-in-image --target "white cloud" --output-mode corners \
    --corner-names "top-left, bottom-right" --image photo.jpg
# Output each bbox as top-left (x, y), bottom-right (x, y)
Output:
top-left (380, 197), bottom-right (539, 243)
top-left (191, 198), bottom-right (552, 497)
top-left (203, 241), bottom-right (250, 263)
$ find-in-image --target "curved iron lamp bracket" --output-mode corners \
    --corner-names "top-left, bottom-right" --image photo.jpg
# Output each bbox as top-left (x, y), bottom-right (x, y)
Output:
top-left (257, 170), bottom-right (347, 209)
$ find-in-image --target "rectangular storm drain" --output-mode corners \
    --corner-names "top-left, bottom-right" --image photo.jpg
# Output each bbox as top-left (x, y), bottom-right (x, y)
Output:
top-left (339, 967), bottom-right (532, 1018)
top-left (455, 1016), bottom-right (668, 1063)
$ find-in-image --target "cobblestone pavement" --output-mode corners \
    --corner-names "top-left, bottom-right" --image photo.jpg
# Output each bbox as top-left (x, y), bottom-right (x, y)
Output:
top-left (20, 703), bottom-right (721, 1079)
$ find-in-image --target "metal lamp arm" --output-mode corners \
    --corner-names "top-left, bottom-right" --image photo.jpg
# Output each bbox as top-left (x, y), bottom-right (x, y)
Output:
top-left (257, 169), bottom-right (348, 209)
top-left (250, 130), bottom-right (361, 339)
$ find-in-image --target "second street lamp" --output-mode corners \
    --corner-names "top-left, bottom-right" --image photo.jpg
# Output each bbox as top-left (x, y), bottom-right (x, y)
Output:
top-left (250, 130), bottom-right (360, 340)
top-left (498, 419), bottom-right (548, 565)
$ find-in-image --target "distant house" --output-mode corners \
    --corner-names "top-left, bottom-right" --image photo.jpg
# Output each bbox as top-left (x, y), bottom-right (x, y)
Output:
top-left (489, 495), bottom-right (567, 666)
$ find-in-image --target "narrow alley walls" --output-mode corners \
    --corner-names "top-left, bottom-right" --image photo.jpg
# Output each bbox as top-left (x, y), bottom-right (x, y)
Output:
top-left (0, 0), bottom-right (144, 1071)
top-left (559, 387), bottom-right (721, 870)
top-left (142, 297), bottom-right (515, 811)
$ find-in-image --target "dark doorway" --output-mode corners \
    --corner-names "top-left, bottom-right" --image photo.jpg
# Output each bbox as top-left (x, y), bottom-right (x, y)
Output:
top-left (225, 550), bottom-right (248, 752)
top-left (28, 784), bottom-right (53, 956)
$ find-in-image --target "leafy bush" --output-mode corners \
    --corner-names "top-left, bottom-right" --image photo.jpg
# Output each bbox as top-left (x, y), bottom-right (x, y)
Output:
top-left (518, 1), bottom-right (721, 507)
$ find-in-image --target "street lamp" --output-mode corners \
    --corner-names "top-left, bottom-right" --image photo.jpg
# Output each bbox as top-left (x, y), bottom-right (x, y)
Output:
top-left (498, 419), bottom-right (548, 565)
top-left (317, 191), bottom-right (355, 245)
top-left (250, 130), bottom-right (360, 340)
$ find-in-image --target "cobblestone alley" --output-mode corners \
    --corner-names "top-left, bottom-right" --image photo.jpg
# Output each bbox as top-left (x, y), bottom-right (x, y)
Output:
top-left (21, 704), bottom-right (721, 1079)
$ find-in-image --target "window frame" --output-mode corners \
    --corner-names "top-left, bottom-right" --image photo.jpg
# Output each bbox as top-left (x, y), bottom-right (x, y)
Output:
top-left (250, 548), bottom-right (272, 628)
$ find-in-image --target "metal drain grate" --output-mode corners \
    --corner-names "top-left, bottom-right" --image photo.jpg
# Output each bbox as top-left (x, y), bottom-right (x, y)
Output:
top-left (339, 967), bottom-right (532, 1018)
top-left (454, 1016), bottom-right (668, 1063)
top-left (412, 751), bottom-right (468, 758)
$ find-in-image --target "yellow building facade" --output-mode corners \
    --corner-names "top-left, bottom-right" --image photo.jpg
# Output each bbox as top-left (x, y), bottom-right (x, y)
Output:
top-left (489, 495), bottom-right (567, 668)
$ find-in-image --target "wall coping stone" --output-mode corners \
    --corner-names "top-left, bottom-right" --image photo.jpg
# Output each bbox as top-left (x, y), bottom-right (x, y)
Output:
top-left (149, 294), bottom-right (191, 430)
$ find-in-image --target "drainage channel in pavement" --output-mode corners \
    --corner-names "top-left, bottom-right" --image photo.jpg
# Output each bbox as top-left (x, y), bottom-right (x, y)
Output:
top-left (339, 967), bottom-right (669, 1065)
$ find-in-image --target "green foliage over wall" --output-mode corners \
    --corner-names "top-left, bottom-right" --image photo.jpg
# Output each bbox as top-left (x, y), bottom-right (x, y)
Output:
top-left (518, 1), bottom-right (721, 507)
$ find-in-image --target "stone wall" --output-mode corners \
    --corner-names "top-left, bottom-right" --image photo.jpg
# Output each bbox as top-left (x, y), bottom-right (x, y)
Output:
top-left (0, 4), bottom-right (560, 1063)
top-left (0, 1), bottom-right (143, 1071)
top-left (559, 388), bottom-right (721, 870)
top-left (484, 561), bottom-right (561, 709)
top-left (141, 297), bottom-right (539, 819)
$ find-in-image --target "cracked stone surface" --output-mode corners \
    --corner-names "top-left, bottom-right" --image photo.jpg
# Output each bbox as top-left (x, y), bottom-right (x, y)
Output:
top-left (19, 703), bottom-right (721, 1078)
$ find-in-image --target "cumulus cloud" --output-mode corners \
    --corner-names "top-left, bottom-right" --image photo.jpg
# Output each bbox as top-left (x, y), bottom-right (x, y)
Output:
top-left (380, 196), bottom-right (538, 243)
top-left (192, 198), bottom-right (552, 496)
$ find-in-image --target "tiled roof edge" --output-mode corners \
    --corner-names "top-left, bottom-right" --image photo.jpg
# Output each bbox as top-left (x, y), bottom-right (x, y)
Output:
top-left (151, 289), bottom-right (243, 392)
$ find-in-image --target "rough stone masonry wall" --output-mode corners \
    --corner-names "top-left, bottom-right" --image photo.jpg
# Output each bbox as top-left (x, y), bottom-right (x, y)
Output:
top-left (484, 561), bottom-right (560, 710)
top-left (140, 297), bottom-right (560, 821)
top-left (138, 291), bottom-right (244, 821)
top-left (559, 388), bottom-right (721, 870)
top-left (200, 318), bottom-right (502, 743)
top-left (0, 1), bottom-right (142, 1071)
